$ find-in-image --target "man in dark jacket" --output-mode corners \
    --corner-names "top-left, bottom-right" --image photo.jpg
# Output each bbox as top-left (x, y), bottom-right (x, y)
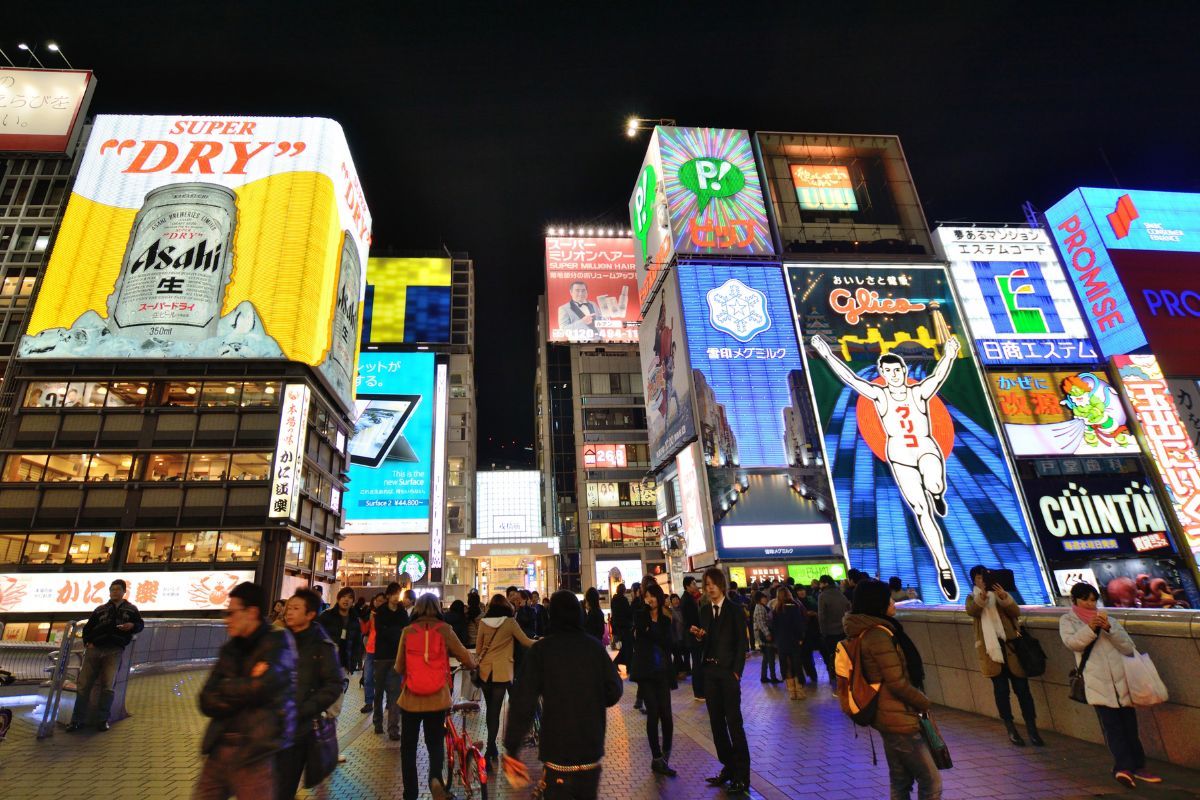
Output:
top-left (67, 579), bottom-right (144, 732)
top-left (530, 590), bottom-right (549, 637)
top-left (194, 582), bottom-right (297, 800)
top-left (503, 591), bottom-right (622, 800)
top-left (372, 581), bottom-right (409, 738)
top-left (680, 577), bottom-right (705, 700)
top-left (609, 583), bottom-right (632, 652)
top-left (818, 574), bottom-right (851, 688)
top-left (277, 588), bottom-right (344, 800)
top-left (691, 568), bottom-right (750, 794)
top-left (318, 586), bottom-right (360, 676)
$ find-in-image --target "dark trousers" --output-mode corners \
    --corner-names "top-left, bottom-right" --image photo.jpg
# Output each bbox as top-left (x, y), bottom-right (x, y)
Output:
top-left (362, 656), bottom-right (375, 705)
top-left (71, 645), bottom-right (123, 725)
top-left (798, 636), bottom-right (820, 683)
top-left (483, 680), bottom-right (509, 755)
top-left (538, 766), bottom-right (601, 799)
top-left (991, 667), bottom-right (1036, 723)
top-left (400, 709), bottom-right (447, 800)
top-left (192, 743), bottom-right (276, 800)
top-left (640, 673), bottom-right (674, 759)
top-left (758, 644), bottom-right (778, 680)
top-left (672, 643), bottom-right (690, 673)
top-left (704, 665), bottom-right (750, 781)
top-left (821, 634), bottom-right (843, 685)
top-left (778, 650), bottom-right (804, 681)
top-left (690, 644), bottom-right (707, 698)
top-left (880, 730), bottom-right (942, 800)
top-left (1095, 706), bottom-right (1146, 775)
top-left (372, 658), bottom-right (400, 733)
top-left (276, 731), bottom-right (311, 800)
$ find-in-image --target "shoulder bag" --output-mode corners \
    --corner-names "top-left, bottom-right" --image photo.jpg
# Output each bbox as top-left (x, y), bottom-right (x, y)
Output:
top-left (303, 713), bottom-right (339, 788)
top-left (918, 712), bottom-right (953, 770)
top-left (1009, 622), bottom-right (1047, 678)
top-left (1067, 639), bottom-right (1097, 704)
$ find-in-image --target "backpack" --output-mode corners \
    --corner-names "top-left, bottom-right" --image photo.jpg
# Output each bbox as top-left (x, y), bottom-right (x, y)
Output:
top-left (835, 625), bottom-right (890, 726)
top-left (403, 622), bottom-right (450, 696)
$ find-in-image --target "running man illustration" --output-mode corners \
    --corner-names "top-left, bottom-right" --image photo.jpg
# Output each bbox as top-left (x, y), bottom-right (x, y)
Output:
top-left (810, 334), bottom-right (962, 600)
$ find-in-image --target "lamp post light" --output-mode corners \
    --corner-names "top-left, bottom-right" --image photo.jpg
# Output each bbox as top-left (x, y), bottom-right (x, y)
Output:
top-left (16, 43), bottom-right (46, 68)
top-left (46, 42), bottom-right (74, 69)
top-left (625, 116), bottom-right (677, 138)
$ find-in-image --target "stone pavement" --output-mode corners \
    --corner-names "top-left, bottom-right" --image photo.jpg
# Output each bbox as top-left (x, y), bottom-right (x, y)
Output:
top-left (0, 655), bottom-right (1198, 799)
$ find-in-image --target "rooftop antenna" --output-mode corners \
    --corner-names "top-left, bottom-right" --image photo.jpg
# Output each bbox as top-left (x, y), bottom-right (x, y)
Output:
top-left (1098, 146), bottom-right (1122, 189)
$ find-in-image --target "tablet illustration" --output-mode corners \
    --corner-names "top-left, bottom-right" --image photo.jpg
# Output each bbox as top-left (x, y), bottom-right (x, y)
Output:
top-left (349, 394), bottom-right (421, 468)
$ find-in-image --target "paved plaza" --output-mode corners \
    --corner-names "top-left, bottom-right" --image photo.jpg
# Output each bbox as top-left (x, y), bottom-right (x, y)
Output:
top-left (0, 658), bottom-right (1197, 800)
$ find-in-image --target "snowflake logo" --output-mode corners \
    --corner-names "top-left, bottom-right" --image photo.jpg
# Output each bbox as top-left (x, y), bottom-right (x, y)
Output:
top-left (706, 278), bottom-right (770, 342)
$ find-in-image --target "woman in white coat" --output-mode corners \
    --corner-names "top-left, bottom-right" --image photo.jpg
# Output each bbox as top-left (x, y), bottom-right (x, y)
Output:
top-left (1059, 582), bottom-right (1161, 789)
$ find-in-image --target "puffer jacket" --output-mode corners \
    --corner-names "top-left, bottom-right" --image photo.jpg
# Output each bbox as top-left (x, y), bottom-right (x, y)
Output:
top-left (475, 616), bottom-right (536, 684)
top-left (965, 590), bottom-right (1025, 678)
top-left (292, 623), bottom-right (345, 724)
top-left (1059, 610), bottom-right (1137, 708)
top-left (199, 622), bottom-right (297, 766)
top-left (843, 613), bottom-right (930, 735)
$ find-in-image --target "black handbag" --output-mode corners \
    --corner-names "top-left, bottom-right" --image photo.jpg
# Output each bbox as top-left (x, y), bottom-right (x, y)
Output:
top-left (1067, 640), bottom-right (1097, 705)
top-left (1010, 624), bottom-right (1047, 678)
top-left (303, 715), bottom-right (339, 788)
top-left (918, 712), bottom-right (953, 770)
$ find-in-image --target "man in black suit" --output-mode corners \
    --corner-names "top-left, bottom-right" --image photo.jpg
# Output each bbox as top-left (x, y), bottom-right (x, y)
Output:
top-left (689, 567), bottom-right (750, 793)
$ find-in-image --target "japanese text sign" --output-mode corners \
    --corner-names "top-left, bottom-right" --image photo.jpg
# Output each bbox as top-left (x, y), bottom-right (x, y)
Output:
top-left (269, 384), bottom-right (311, 520)
top-left (546, 237), bottom-right (639, 344)
top-left (0, 570), bottom-right (253, 614)
top-left (0, 68), bottom-right (93, 155)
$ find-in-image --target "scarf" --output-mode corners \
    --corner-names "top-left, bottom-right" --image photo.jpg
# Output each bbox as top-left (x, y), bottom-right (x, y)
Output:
top-left (974, 588), bottom-right (1006, 664)
top-left (1072, 604), bottom-right (1099, 626)
top-left (865, 614), bottom-right (926, 691)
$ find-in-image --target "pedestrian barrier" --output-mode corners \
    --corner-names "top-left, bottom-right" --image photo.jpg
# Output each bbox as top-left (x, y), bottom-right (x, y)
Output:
top-left (896, 604), bottom-right (1200, 769)
top-left (36, 617), bottom-right (226, 739)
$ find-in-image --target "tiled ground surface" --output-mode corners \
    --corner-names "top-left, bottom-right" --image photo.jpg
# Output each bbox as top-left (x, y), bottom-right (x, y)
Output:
top-left (1, 655), bottom-right (1198, 799)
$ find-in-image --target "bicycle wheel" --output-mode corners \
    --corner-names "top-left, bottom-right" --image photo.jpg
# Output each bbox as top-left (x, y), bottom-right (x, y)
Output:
top-left (444, 734), bottom-right (457, 792)
top-left (465, 750), bottom-right (487, 800)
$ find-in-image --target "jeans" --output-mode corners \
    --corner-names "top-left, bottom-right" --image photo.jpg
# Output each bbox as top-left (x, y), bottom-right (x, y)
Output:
top-left (362, 656), bottom-right (375, 706)
top-left (991, 666), bottom-right (1036, 723)
top-left (880, 730), bottom-right (942, 800)
top-left (640, 672), bottom-right (673, 759)
top-left (690, 644), bottom-right (707, 698)
top-left (759, 644), bottom-right (777, 680)
top-left (538, 766), bottom-right (601, 800)
top-left (704, 665), bottom-right (750, 782)
top-left (372, 658), bottom-right (400, 733)
top-left (192, 743), bottom-right (276, 800)
top-left (275, 730), bottom-right (311, 800)
top-left (821, 634), bottom-right (843, 685)
top-left (400, 709), bottom-right (446, 800)
top-left (71, 645), bottom-right (123, 725)
top-left (483, 680), bottom-right (509, 755)
top-left (1095, 706), bottom-right (1146, 774)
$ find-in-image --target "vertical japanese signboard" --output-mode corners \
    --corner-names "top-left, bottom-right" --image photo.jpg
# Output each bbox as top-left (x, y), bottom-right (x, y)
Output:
top-left (269, 384), bottom-right (311, 520)
top-left (787, 263), bottom-right (1048, 603)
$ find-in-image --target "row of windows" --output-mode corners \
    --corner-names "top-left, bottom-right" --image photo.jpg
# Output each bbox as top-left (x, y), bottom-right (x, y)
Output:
top-left (2, 451), bottom-right (272, 483)
top-left (588, 522), bottom-right (661, 546)
top-left (0, 532), bottom-right (116, 566)
top-left (582, 408), bottom-right (646, 431)
top-left (127, 530), bottom-right (262, 564)
top-left (0, 224), bottom-right (52, 253)
top-left (23, 380), bottom-right (280, 409)
top-left (577, 372), bottom-right (643, 396)
top-left (1, 274), bottom-right (36, 307)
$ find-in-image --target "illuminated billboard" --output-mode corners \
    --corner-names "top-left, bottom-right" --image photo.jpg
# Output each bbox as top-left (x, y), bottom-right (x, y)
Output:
top-left (545, 237), bottom-right (639, 343)
top-left (581, 443), bottom-right (627, 469)
top-left (1113, 354), bottom-right (1200, 563)
top-left (788, 264), bottom-right (1048, 603)
top-left (18, 115), bottom-right (371, 410)
top-left (676, 441), bottom-right (712, 558)
top-left (362, 258), bottom-right (451, 345)
top-left (639, 271), bottom-right (696, 470)
top-left (934, 226), bottom-right (1097, 366)
top-left (791, 165), bottom-right (858, 212)
top-left (476, 471), bottom-right (541, 539)
top-left (0, 68), bottom-right (94, 155)
top-left (0, 570), bottom-right (253, 614)
top-left (985, 369), bottom-right (1140, 457)
top-left (343, 351), bottom-right (435, 534)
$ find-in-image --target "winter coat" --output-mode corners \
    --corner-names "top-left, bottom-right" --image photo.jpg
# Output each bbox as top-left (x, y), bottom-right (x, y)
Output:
top-left (770, 602), bottom-right (805, 655)
top-left (818, 587), bottom-right (850, 638)
top-left (1059, 611), bottom-right (1137, 708)
top-left (393, 619), bottom-right (474, 713)
top-left (583, 605), bottom-right (606, 641)
top-left (81, 599), bottom-right (145, 649)
top-left (681, 590), bottom-right (704, 646)
top-left (372, 603), bottom-right (410, 661)
top-left (609, 593), bottom-right (633, 634)
top-left (199, 623), bottom-right (297, 766)
top-left (292, 623), bottom-right (345, 724)
top-left (443, 608), bottom-right (469, 647)
top-left (843, 613), bottom-right (930, 735)
top-left (964, 591), bottom-right (1026, 678)
top-left (475, 616), bottom-right (536, 684)
top-left (630, 606), bottom-right (674, 682)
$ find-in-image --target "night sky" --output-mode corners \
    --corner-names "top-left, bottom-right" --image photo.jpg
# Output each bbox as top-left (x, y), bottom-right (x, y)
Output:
top-left (10, 2), bottom-right (1200, 466)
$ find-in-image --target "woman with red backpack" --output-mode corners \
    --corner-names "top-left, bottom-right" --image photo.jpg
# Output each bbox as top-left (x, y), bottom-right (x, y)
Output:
top-left (394, 594), bottom-right (477, 800)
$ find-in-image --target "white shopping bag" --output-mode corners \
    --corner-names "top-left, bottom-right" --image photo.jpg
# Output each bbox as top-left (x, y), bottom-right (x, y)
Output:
top-left (1124, 652), bottom-right (1169, 706)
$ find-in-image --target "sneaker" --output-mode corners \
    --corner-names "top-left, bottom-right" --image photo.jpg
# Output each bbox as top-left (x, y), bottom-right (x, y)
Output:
top-left (1114, 771), bottom-right (1136, 788)
top-left (1133, 772), bottom-right (1163, 784)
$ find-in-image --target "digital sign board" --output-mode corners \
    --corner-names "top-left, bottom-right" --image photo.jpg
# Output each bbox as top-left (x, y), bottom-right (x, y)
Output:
top-left (545, 237), bottom-right (639, 343)
top-left (985, 369), bottom-right (1140, 457)
top-left (791, 165), bottom-right (858, 212)
top-left (676, 441), bottom-right (711, 558)
top-left (934, 226), bottom-right (1096, 366)
top-left (788, 263), bottom-right (1048, 604)
top-left (639, 271), bottom-right (696, 470)
top-left (18, 115), bottom-right (371, 411)
top-left (581, 443), bottom-right (627, 469)
top-left (477, 471), bottom-right (542, 539)
top-left (1113, 354), bottom-right (1200, 563)
top-left (0, 68), bottom-right (94, 155)
top-left (0, 570), bottom-right (253, 614)
top-left (362, 258), bottom-right (451, 345)
top-left (343, 351), bottom-right (435, 534)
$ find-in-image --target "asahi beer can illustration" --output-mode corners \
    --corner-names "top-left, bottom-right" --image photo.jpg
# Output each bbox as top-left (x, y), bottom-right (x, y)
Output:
top-left (107, 182), bottom-right (237, 342)
top-left (324, 231), bottom-right (361, 398)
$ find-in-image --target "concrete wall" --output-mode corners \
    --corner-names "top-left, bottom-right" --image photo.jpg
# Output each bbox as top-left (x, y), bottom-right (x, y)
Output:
top-left (896, 605), bottom-right (1200, 769)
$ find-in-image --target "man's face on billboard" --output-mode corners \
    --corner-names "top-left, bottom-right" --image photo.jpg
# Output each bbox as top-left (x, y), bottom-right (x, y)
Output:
top-left (879, 359), bottom-right (908, 388)
top-left (569, 282), bottom-right (589, 303)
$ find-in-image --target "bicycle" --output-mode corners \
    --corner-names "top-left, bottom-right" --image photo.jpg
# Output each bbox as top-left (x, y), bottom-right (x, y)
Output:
top-left (445, 666), bottom-right (488, 800)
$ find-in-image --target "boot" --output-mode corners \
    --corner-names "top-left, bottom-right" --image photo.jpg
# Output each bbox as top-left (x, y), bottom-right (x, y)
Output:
top-left (786, 677), bottom-right (798, 700)
top-left (794, 681), bottom-right (807, 701)
top-left (1004, 719), bottom-right (1025, 747)
top-left (1026, 722), bottom-right (1045, 747)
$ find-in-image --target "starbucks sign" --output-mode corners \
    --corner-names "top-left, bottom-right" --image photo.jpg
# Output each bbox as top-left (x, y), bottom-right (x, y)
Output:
top-left (399, 552), bottom-right (428, 583)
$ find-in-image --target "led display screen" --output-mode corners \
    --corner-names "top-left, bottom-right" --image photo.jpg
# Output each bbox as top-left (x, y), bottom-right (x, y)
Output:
top-left (342, 352), bottom-right (435, 534)
top-left (639, 271), bottom-right (696, 470)
top-left (985, 369), bottom-right (1140, 457)
top-left (1104, 249), bottom-right (1200, 377)
top-left (362, 258), bottom-right (451, 345)
top-left (581, 443), bottom-right (627, 469)
top-left (788, 263), bottom-right (1048, 604)
top-left (476, 471), bottom-right (541, 539)
top-left (934, 226), bottom-right (1097, 366)
top-left (546, 237), bottom-right (639, 343)
top-left (676, 441), bottom-right (711, 558)
top-left (791, 164), bottom-right (858, 212)
top-left (18, 115), bottom-right (371, 410)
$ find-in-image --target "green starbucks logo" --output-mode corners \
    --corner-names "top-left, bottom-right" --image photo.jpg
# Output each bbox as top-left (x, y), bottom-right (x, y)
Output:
top-left (678, 157), bottom-right (745, 211)
top-left (399, 552), bottom-right (427, 583)
top-left (632, 164), bottom-right (657, 258)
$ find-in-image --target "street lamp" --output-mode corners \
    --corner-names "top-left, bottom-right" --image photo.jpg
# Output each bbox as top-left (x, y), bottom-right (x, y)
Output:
top-left (16, 43), bottom-right (45, 68)
top-left (625, 116), bottom-right (677, 138)
top-left (46, 42), bottom-right (74, 68)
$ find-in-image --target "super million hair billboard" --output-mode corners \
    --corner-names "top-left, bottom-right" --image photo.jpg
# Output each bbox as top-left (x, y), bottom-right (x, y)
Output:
top-left (20, 115), bottom-right (372, 410)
